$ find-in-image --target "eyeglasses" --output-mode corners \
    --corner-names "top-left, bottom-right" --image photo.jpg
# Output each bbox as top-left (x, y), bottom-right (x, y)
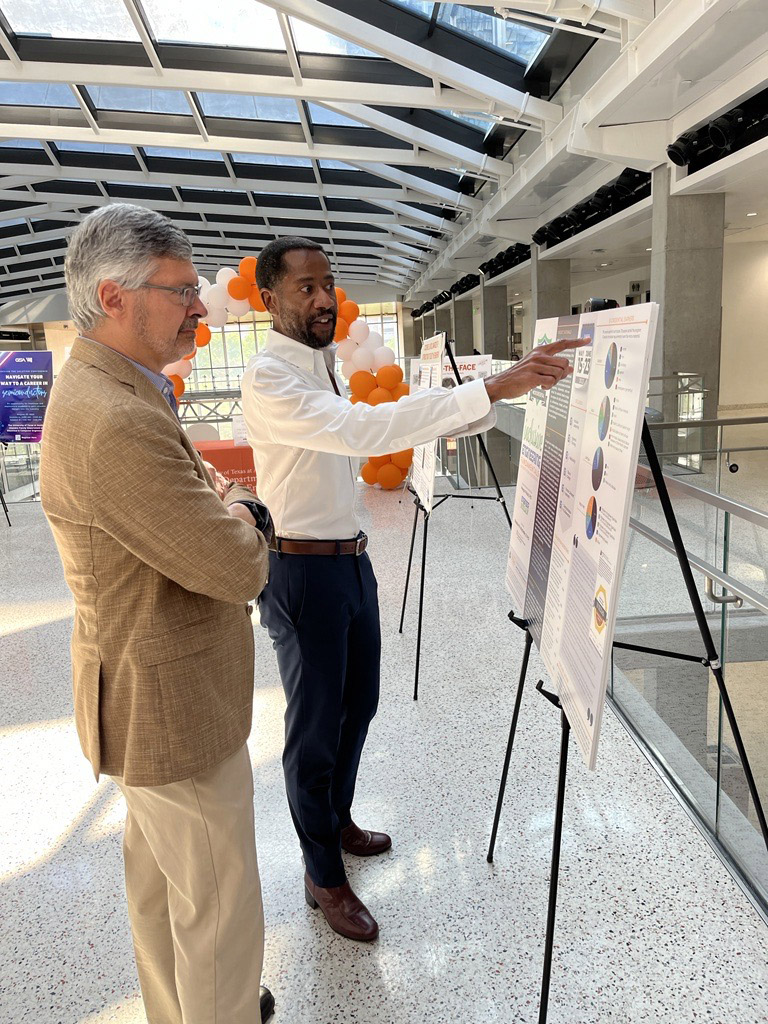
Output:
top-left (139, 282), bottom-right (202, 307)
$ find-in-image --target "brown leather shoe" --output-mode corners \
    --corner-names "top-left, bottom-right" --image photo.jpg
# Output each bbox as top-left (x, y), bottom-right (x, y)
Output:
top-left (341, 821), bottom-right (392, 856)
top-left (304, 873), bottom-right (379, 941)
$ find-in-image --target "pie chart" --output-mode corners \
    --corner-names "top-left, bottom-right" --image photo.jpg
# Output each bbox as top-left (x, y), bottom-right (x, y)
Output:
top-left (604, 343), bottom-right (618, 388)
top-left (598, 396), bottom-right (611, 440)
top-left (586, 496), bottom-right (598, 539)
top-left (592, 447), bottom-right (605, 490)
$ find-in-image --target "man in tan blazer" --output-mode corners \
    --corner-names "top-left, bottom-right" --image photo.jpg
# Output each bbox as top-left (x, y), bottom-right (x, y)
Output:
top-left (40, 204), bottom-right (273, 1024)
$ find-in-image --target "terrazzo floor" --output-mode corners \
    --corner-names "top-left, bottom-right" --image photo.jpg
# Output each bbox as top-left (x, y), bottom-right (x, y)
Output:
top-left (2, 489), bottom-right (768, 1024)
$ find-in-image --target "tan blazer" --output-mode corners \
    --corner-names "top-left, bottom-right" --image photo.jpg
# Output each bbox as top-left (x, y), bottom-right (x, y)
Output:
top-left (40, 337), bottom-right (269, 786)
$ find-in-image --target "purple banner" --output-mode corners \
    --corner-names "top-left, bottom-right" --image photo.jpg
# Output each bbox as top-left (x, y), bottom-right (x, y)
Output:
top-left (0, 351), bottom-right (54, 443)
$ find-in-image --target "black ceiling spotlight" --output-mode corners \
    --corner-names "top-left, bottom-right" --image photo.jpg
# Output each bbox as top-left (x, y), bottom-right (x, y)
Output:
top-left (666, 130), bottom-right (704, 167)
top-left (740, 110), bottom-right (768, 148)
top-left (422, 299), bottom-right (434, 312)
top-left (465, 273), bottom-right (480, 288)
top-left (478, 259), bottom-right (494, 275)
top-left (613, 168), bottom-right (647, 197)
top-left (548, 216), bottom-right (572, 243)
top-left (435, 289), bottom-right (452, 305)
top-left (590, 184), bottom-right (615, 212)
top-left (532, 227), bottom-right (550, 247)
top-left (449, 282), bottom-right (461, 295)
top-left (708, 108), bottom-right (747, 150)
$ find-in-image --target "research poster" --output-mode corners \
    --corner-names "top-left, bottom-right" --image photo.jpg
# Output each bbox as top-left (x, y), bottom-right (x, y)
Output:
top-left (506, 304), bottom-right (658, 768)
top-left (409, 353), bottom-right (493, 389)
top-left (410, 332), bottom-right (446, 512)
top-left (0, 351), bottom-right (54, 443)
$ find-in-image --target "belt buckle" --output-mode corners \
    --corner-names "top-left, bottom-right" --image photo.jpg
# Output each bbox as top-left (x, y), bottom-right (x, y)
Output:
top-left (355, 535), bottom-right (366, 556)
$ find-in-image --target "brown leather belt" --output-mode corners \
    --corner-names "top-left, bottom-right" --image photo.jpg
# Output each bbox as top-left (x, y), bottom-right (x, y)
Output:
top-left (270, 533), bottom-right (368, 556)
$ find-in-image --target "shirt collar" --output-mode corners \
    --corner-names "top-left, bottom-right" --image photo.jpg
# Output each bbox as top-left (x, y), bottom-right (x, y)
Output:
top-left (79, 335), bottom-right (176, 406)
top-left (265, 328), bottom-right (337, 376)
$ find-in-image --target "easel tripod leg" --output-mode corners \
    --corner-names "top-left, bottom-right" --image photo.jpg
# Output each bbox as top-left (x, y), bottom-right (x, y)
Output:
top-left (539, 710), bottom-right (571, 1024)
top-left (413, 510), bottom-right (429, 702)
top-left (487, 630), bottom-right (533, 862)
top-left (399, 500), bottom-right (420, 634)
top-left (0, 489), bottom-right (10, 527)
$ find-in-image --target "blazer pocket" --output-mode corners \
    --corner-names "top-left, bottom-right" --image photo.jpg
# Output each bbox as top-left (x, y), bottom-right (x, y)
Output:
top-left (136, 617), bottom-right (216, 666)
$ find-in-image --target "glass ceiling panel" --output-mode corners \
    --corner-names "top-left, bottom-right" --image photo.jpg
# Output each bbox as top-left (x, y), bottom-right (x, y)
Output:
top-left (86, 86), bottom-right (190, 115)
top-left (141, 0), bottom-right (285, 50)
top-left (389, 1), bottom-right (434, 14)
top-left (233, 153), bottom-right (312, 167)
top-left (319, 160), bottom-right (359, 171)
top-left (0, 138), bottom-right (43, 148)
top-left (144, 146), bottom-right (225, 160)
top-left (0, 0), bottom-right (140, 41)
top-left (308, 104), bottom-right (363, 128)
top-left (437, 5), bottom-right (548, 63)
top-left (0, 82), bottom-right (78, 107)
top-left (198, 93), bottom-right (299, 122)
top-left (290, 18), bottom-right (381, 57)
top-left (436, 109), bottom-right (491, 132)
top-left (56, 141), bottom-right (134, 154)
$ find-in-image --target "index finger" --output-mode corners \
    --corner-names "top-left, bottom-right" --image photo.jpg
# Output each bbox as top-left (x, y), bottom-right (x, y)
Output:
top-left (539, 337), bottom-right (592, 354)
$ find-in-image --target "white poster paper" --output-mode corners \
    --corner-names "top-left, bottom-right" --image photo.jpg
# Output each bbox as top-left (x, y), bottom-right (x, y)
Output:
top-left (409, 353), bottom-right (493, 389)
top-left (232, 414), bottom-right (249, 447)
top-left (410, 332), bottom-right (446, 512)
top-left (506, 304), bottom-right (658, 768)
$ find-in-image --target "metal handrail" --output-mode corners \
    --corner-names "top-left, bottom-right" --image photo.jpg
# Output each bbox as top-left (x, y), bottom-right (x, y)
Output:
top-left (646, 413), bottom-right (768, 429)
top-left (629, 517), bottom-right (768, 616)
top-left (635, 463), bottom-right (768, 530)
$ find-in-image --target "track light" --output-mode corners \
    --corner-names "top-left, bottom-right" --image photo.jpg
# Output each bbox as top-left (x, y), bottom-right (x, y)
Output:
top-left (708, 108), bottom-right (746, 150)
top-left (666, 130), bottom-right (704, 167)
top-left (613, 168), bottom-right (646, 197)
top-left (532, 227), bottom-right (549, 247)
top-left (590, 185), bottom-right (615, 212)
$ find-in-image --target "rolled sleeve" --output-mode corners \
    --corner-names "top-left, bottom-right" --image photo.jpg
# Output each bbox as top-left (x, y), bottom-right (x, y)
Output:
top-left (452, 378), bottom-right (491, 424)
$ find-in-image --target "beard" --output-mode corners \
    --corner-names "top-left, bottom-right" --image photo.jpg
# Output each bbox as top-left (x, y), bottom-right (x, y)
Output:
top-left (280, 306), bottom-right (337, 350)
top-left (134, 297), bottom-right (198, 367)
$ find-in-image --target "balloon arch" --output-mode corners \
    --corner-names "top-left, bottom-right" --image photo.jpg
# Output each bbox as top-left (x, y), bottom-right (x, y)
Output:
top-left (165, 258), bottom-right (412, 489)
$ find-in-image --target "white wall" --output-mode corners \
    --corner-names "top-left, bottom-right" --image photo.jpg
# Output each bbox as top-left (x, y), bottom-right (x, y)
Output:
top-left (719, 240), bottom-right (768, 411)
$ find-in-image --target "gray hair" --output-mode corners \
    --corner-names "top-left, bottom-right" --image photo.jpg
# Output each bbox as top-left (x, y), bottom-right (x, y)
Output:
top-left (65, 203), bottom-right (194, 332)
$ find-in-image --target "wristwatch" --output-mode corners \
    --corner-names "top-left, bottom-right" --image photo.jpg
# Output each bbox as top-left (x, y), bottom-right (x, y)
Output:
top-left (232, 499), bottom-right (274, 544)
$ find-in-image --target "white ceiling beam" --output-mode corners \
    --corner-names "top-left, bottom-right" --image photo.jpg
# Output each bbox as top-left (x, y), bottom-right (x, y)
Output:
top-left (319, 102), bottom-right (512, 179)
top-left (0, 19), bottom-right (20, 69)
top-left (184, 91), bottom-right (209, 142)
top-left (2, 121), bottom-right (465, 173)
top-left (491, 0), bottom-right (652, 28)
top-left (69, 85), bottom-right (100, 134)
top-left (258, 0), bottom-right (562, 128)
top-left (0, 62), bottom-right (495, 114)
top-left (278, 12), bottom-right (303, 86)
top-left (121, 0), bottom-right (164, 74)
top-left (347, 162), bottom-right (481, 212)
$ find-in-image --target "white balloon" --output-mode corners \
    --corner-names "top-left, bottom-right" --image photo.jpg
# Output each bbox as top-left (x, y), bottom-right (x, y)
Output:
top-left (206, 284), bottom-right (227, 308)
top-left (197, 275), bottom-right (211, 292)
top-left (205, 307), bottom-right (228, 328)
top-left (363, 331), bottom-right (383, 351)
top-left (216, 267), bottom-right (237, 286)
top-left (351, 346), bottom-right (375, 371)
top-left (372, 346), bottom-right (396, 369)
top-left (164, 359), bottom-right (192, 379)
top-left (226, 297), bottom-right (251, 317)
top-left (336, 339), bottom-right (358, 361)
top-left (348, 319), bottom-right (370, 343)
top-left (341, 359), bottom-right (357, 379)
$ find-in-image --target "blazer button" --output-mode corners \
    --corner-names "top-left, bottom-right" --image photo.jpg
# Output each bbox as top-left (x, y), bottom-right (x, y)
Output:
top-left (246, 604), bottom-right (254, 616)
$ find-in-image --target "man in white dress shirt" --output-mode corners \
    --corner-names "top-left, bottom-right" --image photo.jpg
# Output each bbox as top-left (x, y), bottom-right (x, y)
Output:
top-left (241, 237), bottom-right (584, 941)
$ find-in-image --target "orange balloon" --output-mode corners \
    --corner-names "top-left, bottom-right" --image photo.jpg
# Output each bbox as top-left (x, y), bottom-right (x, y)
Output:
top-left (249, 285), bottom-right (267, 313)
top-left (376, 364), bottom-right (404, 390)
top-left (361, 461), bottom-right (378, 485)
top-left (391, 383), bottom-right (410, 400)
top-left (335, 286), bottom-right (347, 306)
top-left (392, 449), bottom-right (413, 469)
top-left (169, 374), bottom-right (185, 399)
top-left (339, 300), bottom-right (359, 324)
top-left (369, 454), bottom-right (391, 468)
top-left (334, 317), bottom-right (349, 341)
top-left (350, 394), bottom-right (362, 404)
top-left (377, 463), bottom-right (402, 490)
top-left (182, 350), bottom-right (196, 361)
top-left (239, 256), bottom-right (257, 283)
top-left (227, 275), bottom-right (251, 301)
top-left (195, 323), bottom-right (211, 347)
top-left (349, 370), bottom-right (377, 400)
top-left (368, 387), bottom-right (394, 406)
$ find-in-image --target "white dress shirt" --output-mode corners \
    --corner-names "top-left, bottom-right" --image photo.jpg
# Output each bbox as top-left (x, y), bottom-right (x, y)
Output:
top-left (240, 329), bottom-right (496, 540)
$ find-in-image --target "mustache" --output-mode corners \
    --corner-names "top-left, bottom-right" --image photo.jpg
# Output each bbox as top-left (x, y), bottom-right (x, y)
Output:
top-left (179, 318), bottom-right (199, 332)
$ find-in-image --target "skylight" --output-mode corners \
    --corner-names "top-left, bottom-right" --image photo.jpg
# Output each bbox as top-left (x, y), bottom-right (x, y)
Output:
top-left (0, 0), bottom-right (140, 41)
top-left (197, 93), bottom-right (300, 122)
top-left (140, 0), bottom-right (284, 50)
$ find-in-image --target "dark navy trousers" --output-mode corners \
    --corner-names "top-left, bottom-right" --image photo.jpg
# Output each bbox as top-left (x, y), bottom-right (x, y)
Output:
top-left (258, 549), bottom-right (381, 887)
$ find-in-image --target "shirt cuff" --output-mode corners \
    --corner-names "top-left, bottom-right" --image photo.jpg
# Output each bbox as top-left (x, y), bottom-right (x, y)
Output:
top-left (452, 377), bottom-right (491, 425)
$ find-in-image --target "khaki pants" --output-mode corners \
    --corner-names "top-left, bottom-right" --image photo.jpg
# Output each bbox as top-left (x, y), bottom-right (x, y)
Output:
top-left (113, 745), bottom-right (264, 1024)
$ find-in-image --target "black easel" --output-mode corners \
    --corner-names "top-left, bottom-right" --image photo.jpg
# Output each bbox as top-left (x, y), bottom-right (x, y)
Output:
top-left (0, 442), bottom-right (11, 526)
top-left (486, 419), bottom-right (768, 1024)
top-left (399, 340), bottom-right (512, 700)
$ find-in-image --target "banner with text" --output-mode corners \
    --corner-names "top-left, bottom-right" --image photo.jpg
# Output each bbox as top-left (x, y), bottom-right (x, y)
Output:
top-left (505, 303), bottom-right (658, 768)
top-left (0, 351), bottom-right (54, 443)
top-left (409, 353), bottom-right (493, 389)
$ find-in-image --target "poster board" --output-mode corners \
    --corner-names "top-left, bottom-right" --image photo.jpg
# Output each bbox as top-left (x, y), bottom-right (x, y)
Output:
top-left (505, 303), bottom-right (658, 768)
top-left (409, 353), bottom-right (493, 389)
top-left (410, 332), bottom-right (446, 512)
top-left (0, 351), bottom-right (53, 443)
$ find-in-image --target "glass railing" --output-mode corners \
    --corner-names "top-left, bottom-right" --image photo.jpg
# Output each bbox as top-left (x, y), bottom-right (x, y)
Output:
top-left (0, 442), bottom-right (40, 503)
